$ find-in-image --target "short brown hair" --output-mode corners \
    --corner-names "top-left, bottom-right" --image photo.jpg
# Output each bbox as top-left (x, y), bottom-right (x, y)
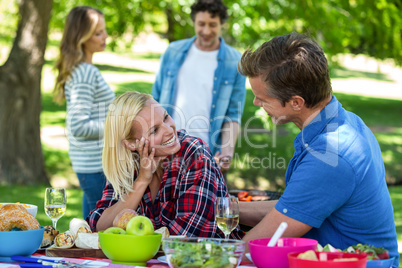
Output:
top-left (190, 0), bottom-right (228, 24)
top-left (239, 32), bottom-right (332, 108)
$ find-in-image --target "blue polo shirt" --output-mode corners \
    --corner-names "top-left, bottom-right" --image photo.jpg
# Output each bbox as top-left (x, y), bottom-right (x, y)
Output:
top-left (275, 96), bottom-right (399, 267)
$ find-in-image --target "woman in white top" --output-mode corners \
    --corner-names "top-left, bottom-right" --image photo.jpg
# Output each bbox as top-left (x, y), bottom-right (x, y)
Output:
top-left (54, 6), bottom-right (115, 219)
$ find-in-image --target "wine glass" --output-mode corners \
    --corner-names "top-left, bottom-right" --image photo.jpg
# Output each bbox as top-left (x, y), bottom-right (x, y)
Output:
top-left (215, 197), bottom-right (239, 240)
top-left (44, 188), bottom-right (67, 230)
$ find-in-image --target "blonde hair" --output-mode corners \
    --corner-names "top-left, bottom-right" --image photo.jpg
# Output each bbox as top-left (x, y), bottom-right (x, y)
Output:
top-left (53, 6), bottom-right (103, 104)
top-left (103, 91), bottom-right (153, 200)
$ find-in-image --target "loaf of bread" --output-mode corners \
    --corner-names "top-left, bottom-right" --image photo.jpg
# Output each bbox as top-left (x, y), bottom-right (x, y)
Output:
top-left (0, 203), bottom-right (40, 231)
top-left (41, 225), bottom-right (59, 248)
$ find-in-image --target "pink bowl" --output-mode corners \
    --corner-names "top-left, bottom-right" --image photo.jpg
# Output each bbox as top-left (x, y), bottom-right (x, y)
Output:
top-left (249, 237), bottom-right (318, 268)
top-left (288, 251), bottom-right (367, 268)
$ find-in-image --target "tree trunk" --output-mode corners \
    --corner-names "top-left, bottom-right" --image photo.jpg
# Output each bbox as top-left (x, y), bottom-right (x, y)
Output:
top-left (0, 0), bottom-right (52, 185)
top-left (165, 4), bottom-right (175, 43)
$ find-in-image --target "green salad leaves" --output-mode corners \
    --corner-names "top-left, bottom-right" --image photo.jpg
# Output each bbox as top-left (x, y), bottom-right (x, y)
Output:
top-left (164, 239), bottom-right (240, 268)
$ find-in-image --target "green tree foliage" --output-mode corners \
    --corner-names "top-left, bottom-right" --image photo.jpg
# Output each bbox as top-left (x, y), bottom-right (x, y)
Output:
top-left (222, 0), bottom-right (402, 65)
top-left (153, 0), bottom-right (401, 65)
top-left (1, 0), bottom-right (402, 63)
top-left (50, 0), bottom-right (161, 50)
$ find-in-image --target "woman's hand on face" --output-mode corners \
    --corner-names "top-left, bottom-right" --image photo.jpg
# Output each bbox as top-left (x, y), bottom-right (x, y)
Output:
top-left (136, 137), bottom-right (155, 185)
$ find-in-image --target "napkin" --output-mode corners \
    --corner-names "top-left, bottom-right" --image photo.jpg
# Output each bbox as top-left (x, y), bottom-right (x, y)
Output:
top-left (0, 264), bottom-right (19, 268)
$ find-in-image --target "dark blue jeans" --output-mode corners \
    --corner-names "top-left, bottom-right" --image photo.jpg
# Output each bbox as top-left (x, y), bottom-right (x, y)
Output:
top-left (76, 172), bottom-right (107, 219)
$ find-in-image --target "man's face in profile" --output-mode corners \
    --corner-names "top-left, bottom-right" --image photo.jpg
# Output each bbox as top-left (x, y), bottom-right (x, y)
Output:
top-left (249, 75), bottom-right (294, 125)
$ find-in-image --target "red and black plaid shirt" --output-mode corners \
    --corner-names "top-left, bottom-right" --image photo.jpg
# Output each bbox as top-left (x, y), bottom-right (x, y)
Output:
top-left (87, 130), bottom-right (244, 239)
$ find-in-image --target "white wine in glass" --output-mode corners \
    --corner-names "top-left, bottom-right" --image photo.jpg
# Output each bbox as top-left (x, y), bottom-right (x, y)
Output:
top-left (44, 188), bottom-right (67, 230)
top-left (215, 197), bottom-right (239, 239)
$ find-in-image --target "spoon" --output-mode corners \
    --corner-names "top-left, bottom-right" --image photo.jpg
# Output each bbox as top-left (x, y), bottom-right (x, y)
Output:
top-left (267, 222), bottom-right (288, 247)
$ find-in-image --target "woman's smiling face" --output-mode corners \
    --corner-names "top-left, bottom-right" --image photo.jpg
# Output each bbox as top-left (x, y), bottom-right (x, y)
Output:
top-left (131, 99), bottom-right (181, 157)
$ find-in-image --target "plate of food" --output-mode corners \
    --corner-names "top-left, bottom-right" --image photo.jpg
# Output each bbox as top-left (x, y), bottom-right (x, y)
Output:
top-left (229, 189), bottom-right (282, 202)
top-left (343, 244), bottom-right (394, 268)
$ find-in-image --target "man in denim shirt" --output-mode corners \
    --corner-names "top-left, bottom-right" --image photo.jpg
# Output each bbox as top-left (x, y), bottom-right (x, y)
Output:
top-left (238, 33), bottom-right (399, 267)
top-left (152, 0), bottom-right (246, 172)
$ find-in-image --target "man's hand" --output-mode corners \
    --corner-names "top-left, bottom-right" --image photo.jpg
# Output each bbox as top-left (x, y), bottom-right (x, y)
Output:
top-left (217, 121), bottom-right (239, 172)
top-left (214, 151), bottom-right (232, 172)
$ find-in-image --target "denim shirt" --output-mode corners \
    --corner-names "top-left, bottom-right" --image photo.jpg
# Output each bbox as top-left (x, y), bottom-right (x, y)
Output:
top-left (152, 36), bottom-right (246, 154)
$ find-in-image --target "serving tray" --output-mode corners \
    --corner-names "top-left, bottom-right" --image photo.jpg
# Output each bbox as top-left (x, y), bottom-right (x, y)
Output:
top-left (46, 247), bottom-right (107, 258)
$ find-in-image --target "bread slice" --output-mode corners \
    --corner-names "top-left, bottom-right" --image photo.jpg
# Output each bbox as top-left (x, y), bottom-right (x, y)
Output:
top-left (155, 226), bottom-right (170, 239)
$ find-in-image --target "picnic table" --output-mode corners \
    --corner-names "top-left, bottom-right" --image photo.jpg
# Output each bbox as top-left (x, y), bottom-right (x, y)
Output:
top-left (0, 251), bottom-right (256, 268)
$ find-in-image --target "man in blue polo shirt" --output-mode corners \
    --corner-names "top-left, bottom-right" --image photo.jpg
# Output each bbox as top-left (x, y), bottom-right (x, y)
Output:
top-left (238, 32), bottom-right (399, 267)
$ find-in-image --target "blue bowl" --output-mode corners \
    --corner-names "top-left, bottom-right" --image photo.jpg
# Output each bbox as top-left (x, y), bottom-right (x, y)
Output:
top-left (0, 227), bottom-right (44, 261)
top-left (366, 257), bottom-right (395, 268)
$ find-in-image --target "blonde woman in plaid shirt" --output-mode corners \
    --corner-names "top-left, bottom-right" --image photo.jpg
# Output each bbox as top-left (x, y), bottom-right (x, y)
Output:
top-left (87, 91), bottom-right (244, 239)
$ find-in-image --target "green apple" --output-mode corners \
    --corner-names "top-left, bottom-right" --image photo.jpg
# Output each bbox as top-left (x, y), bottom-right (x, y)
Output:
top-left (126, 215), bottom-right (154, 236)
top-left (104, 226), bottom-right (126, 234)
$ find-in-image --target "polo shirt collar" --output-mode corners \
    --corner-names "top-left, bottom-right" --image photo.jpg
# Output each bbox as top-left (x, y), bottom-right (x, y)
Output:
top-left (294, 96), bottom-right (340, 152)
